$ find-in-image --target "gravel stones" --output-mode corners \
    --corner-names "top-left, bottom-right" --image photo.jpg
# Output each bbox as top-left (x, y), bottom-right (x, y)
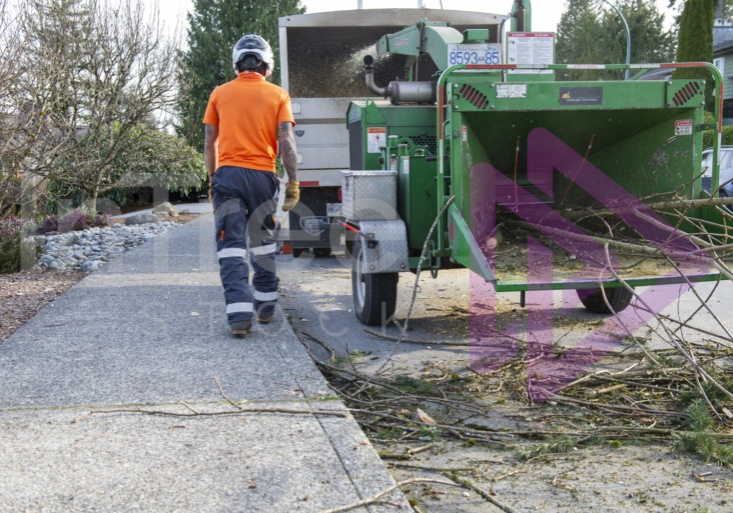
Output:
top-left (125, 213), bottom-right (162, 226)
top-left (80, 260), bottom-right (100, 272)
top-left (37, 221), bottom-right (178, 273)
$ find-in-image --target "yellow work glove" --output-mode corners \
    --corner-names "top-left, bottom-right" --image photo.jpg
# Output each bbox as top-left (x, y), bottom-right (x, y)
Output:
top-left (282, 182), bottom-right (300, 212)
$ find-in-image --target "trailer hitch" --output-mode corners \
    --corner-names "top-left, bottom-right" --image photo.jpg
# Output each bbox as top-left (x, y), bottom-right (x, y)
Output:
top-left (338, 220), bottom-right (379, 248)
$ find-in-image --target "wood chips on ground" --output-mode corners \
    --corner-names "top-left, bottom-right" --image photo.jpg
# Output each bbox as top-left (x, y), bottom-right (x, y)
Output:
top-left (0, 270), bottom-right (85, 345)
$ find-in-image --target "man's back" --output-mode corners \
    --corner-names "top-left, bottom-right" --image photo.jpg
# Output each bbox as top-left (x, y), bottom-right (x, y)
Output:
top-left (204, 72), bottom-right (292, 172)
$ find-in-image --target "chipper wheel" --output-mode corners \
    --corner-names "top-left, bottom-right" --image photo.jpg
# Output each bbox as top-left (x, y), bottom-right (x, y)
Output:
top-left (577, 287), bottom-right (634, 314)
top-left (351, 240), bottom-right (397, 326)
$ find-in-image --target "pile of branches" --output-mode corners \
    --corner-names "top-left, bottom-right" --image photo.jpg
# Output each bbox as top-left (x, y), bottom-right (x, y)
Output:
top-left (298, 175), bottom-right (733, 476)
top-left (305, 329), bottom-right (733, 466)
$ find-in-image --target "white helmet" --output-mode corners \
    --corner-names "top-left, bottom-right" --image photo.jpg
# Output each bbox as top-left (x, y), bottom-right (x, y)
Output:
top-left (232, 34), bottom-right (274, 73)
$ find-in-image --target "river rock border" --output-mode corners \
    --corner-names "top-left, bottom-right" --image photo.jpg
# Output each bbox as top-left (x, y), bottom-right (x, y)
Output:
top-left (35, 221), bottom-right (179, 272)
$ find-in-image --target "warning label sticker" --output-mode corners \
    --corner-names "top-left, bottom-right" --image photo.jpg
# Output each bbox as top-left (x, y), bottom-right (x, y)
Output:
top-left (506, 32), bottom-right (554, 75)
top-left (675, 119), bottom-right (693, 136)
top-left (402, 156), bottom-right (410, 175)
top-left (496, 84), bottom-right (527, 98)
top-left (367, 127), bottom-right (386, 153)
top-left (462, 125), bottom-right (468, 142)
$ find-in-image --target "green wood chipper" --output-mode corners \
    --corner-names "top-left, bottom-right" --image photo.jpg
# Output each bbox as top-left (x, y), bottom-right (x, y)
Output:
top-left (340, 16), bottom-right (728, 326)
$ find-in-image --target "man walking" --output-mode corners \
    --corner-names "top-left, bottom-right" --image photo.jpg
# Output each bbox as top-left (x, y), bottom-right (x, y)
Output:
top-left (203, 34), bottom-right (300, 337)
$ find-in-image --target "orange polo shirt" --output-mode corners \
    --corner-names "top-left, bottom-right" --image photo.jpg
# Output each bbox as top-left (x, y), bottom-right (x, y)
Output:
top-left (203, 72), bottom-right (295, 173)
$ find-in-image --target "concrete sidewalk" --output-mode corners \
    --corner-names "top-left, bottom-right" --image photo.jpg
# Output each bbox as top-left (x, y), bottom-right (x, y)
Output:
top-left (0, 215), bottom-right (406, 512)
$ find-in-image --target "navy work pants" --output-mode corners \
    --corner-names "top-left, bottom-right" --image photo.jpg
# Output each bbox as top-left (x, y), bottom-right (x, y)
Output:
top-left (211, 166), bottom-right (280, 324)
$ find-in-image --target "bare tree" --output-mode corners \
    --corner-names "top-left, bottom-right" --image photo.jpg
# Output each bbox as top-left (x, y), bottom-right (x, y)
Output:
top-left (0, 0), bottom-right (34, 219)
top-left (16, 0), bottom-right (198, 212)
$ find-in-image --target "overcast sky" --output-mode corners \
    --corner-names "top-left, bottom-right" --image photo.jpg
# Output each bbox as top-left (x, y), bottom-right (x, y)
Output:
top-left (152, 0), bottom-right (678, 35)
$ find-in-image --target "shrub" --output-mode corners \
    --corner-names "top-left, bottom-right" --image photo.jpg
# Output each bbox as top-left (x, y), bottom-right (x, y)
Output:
top-left (90, 212), bottom-right (110, 227)
top-left (0, 217), bottom-right (41, 274)
top-left (36, 215), bottom-right (59, 234)
top-left (58, 209), bottom-right (87, 232)
top-left (35, 209), bottom-right (110, 234)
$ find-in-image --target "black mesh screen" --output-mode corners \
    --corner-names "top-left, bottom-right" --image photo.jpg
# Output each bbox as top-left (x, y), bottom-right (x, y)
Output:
top-left (407, 134), bottom-right (437, 154)
top-left (349, 119), bottom-right (364, 170)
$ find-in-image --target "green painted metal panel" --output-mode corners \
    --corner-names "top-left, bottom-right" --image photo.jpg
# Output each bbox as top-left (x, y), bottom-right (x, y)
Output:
top-left (447, 203), bottom-right (496, 282)
top-left (422, 25), bottom-right (464, 70)
top-left (446, 79), bottom-right (705, 224)
top-left (396, 149), bottom-right (439, 249)
top-left (449, 80), bottom-right (702, 112)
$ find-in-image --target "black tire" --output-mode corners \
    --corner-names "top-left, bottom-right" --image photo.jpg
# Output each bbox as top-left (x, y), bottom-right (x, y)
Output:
top-left (351, 240), bottom-right (398, 326)
top-left (292, 248), bottom-right (305, 258)
top-left (314, 247), bottom-right (331, 258)
top-left (577, 287), bottom-right (634, 314)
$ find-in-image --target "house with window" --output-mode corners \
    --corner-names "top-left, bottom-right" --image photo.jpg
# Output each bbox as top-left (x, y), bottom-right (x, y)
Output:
top-left (714, 18), bottom-right (733, 123)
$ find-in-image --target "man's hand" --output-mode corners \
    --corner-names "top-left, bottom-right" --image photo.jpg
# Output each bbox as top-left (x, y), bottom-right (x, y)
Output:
top-left (282, 182), bottom-right (300, 212)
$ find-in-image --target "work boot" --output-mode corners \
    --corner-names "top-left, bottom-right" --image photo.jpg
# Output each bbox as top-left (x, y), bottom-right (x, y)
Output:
top-left (230, 320), bottom-right (252, 338)
top-left (257, 314), bottom-right (273, 325)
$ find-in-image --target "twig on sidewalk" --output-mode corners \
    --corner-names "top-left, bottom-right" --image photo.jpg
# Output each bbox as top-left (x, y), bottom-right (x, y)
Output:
top-left (71, 407), bottom-right (347, 423)
top-left (179, 401), bottom-right (200, 415)
top-left (315, 478), bottom-right (461, 513)
top-left (302, 331), bottom-right (337, 362)
top-left (214, 376), bottom-right (243, 411)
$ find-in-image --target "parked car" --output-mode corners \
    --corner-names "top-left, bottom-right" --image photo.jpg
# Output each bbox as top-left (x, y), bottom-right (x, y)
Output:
top-left (701, 146), bottom-right (733, 198)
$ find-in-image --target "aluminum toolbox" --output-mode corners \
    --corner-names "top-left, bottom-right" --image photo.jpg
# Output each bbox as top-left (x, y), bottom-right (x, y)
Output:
top-left (341, 170), bottom-right (398, 221)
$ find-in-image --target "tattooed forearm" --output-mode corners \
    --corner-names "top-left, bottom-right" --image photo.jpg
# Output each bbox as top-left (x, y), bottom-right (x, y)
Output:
top-left (278, 121), bottom-right (298, 183)
top-left (204, 124), bottom-right (219, 179)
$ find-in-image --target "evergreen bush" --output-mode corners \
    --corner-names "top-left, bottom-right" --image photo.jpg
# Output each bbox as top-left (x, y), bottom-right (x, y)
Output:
top-left (0, 217), bottom-right (41, 274)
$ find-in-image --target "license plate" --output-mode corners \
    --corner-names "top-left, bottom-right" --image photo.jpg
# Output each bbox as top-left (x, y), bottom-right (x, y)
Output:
top-left (447, 44), bottom-right (502, 66)
top-left (327, 203), bottom-right (343, 217)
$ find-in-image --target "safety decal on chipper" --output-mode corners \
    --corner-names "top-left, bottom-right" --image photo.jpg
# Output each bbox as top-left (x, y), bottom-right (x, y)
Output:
top-left (559, 87), bottom-right (603, 106)
top-left (367, 127), bottom-right (386, 153)
top-left (675, 119), bottom-right (693, 136)
top-left (496, 84), bottom-right (526, 98)
top-left (326, 203), bottom-right (343, 217)
top-left (462, 125), bottom-right (468, 142)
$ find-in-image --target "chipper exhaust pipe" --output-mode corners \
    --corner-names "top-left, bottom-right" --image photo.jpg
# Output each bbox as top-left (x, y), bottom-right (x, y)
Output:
top-left (364, 55), bottom-right (436, 105)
